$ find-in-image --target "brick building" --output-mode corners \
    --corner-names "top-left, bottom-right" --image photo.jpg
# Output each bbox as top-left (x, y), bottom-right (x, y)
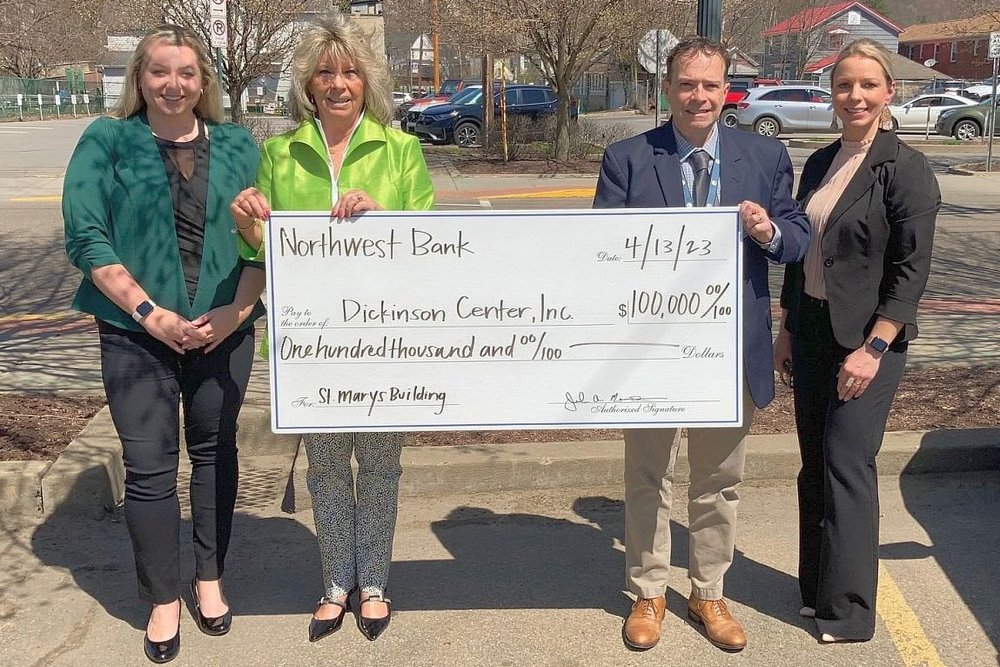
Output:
top-left (898, 14), bottom-right (1000, 80)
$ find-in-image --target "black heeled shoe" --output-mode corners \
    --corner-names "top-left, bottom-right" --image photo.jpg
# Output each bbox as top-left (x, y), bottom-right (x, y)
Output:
top-left (143, 626), bottom-right (180, 664)
top-left (308, 596), bottom-right (350, 643)
top-left (190, 578), bottom-right (232, 636)
top-left (357, 593), bottom-right (392, 641)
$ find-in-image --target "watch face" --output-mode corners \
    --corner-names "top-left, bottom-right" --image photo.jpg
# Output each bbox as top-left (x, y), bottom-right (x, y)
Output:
top-left (869, 337), bottom-right (889, 353)
top-left (136, 301), bottom-right (155, 318)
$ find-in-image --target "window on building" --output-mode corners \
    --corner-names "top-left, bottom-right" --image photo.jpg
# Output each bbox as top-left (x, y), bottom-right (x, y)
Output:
top-left (908, 45), bottom-right (916, 60)
top-left (951, 42), bottom-right (958, 62)
top-left (847, 10), bottom-right (861, 25)
top-left (933, 43), bottom-right (941, 60)
top-left (825, 31), bottom-right (846, 50)
top-left (974, 39), bottom-right (981, 56)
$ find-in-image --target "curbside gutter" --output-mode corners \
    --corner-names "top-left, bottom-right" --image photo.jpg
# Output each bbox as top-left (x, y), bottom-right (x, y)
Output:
top-left (7, 405), bottom-right (997, 518)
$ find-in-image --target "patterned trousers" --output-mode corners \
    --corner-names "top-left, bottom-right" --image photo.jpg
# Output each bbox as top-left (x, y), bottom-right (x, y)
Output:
top-left (303, 432), bottom-right (403, 599)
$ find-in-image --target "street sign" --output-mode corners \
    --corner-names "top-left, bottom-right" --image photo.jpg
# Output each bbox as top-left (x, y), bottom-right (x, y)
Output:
top-left (209, 0), bottom-right (227, 48)
top-left (637, 30), bottom-right (679, 74)
top-left (990, 32), bottom-right (1000, 59)
top-left (16, 94), bottom-right (22, 106)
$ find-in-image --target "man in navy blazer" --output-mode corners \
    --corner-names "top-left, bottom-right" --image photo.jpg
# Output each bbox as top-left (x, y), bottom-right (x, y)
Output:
top-left (593, 37), bottom-right (810, 653)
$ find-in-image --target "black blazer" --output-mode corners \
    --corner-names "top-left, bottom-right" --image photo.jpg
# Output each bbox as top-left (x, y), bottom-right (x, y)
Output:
top-left (595, 121), bottom-right (811, 408)
top-left (781, 130), bottom-right (939, 349)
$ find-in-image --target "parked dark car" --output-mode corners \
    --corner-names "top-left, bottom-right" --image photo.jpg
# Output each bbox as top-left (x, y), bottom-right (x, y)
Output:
top-left (935, 96), bottom-right (1000, 140)
top-left (414, 85), bottom-right (572, 147)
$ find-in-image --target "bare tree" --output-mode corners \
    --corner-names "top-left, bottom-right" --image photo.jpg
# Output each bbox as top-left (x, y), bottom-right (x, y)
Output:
top-left (440, 0), bottom-right (660, 159)
top-left (0, 0), bottom-right (103, 78)
top-left (116, 0), bottom-right (326, 124)
top-left (609, 0), bottom-right (695, 110)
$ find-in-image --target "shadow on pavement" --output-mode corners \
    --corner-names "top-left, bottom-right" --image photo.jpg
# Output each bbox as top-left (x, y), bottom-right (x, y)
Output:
top-left (883, 433), bottom-right (1000, 662)
top-left (29, 476), bottom-right (324, 630)
top-left (412, 495), bottom-right (805, 633)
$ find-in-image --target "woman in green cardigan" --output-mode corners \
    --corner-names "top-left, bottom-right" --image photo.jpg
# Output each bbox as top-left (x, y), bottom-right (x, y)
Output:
top-left (63, 25), bottom-right (264, 664)
top-left (230, 13), bottom-right (433, 644)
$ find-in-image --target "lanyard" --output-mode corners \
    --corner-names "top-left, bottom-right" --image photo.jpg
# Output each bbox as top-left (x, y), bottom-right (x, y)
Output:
top-left (680, 150), bottom-right (722, 208)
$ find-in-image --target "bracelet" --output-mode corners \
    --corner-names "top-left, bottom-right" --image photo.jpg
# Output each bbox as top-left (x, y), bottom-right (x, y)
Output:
top-left (235, 216), bottom-right (264, 231)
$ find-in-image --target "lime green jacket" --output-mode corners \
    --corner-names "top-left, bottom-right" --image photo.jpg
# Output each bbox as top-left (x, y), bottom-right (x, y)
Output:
top-left (64, 114), bottom-right (264, 331)
top-left (238, 114), bottom-right (434, 262)
top-left (239, 114), bottom-right (435, 354)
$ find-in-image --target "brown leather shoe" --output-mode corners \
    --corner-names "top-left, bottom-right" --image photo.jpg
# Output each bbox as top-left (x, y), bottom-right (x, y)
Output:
top-left (623, 596), bottom-right (666, 650)
top-left (687, 594), bottom-right (747, 652)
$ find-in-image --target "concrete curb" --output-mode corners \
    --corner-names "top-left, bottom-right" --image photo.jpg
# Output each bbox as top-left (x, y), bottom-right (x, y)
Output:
top-left (0, 460), bottom-right (49, 514)
top-left (5, 402), bottom-right (999, 518)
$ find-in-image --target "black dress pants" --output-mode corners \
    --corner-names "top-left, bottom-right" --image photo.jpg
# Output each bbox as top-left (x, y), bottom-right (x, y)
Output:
top-left (790, 296), bottom-right (906, 641)
top-left (98, 320), bottom-right (254, 604)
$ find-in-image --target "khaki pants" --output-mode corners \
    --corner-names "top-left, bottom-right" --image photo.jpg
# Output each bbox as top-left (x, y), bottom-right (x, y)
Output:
top-left (624, 385), bottom-right (754, 600)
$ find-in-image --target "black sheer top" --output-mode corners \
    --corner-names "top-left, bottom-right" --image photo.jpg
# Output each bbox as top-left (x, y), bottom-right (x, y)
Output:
top-left (154, 120), bottom-right (210, 304)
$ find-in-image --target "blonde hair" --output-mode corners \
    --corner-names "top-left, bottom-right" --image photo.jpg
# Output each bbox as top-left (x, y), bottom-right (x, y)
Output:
top-left (288, 12), bottom-right (393, 126)
top-left (831, 38), bottom-right (895, 85)
top-left (110, 25), bottom-right (223, 122)
top-left (831, 39), bottom-right (896, 130)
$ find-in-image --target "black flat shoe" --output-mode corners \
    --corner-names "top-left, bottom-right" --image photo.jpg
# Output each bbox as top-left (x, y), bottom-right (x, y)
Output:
top-left (143, 627), bottom-right (180, 664)
top-left (357, 593), bottom-right (392, 641)
top-left (190, 578), bottom-right (232, 636)
top-left (308, 596), bottom-right (350, 643)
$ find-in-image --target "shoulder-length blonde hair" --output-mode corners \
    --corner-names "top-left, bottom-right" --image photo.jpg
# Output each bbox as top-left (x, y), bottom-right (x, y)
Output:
top-left (288, 12), bottom-right (393, 126)
top-left (110, 24), bottom-right (224, 122)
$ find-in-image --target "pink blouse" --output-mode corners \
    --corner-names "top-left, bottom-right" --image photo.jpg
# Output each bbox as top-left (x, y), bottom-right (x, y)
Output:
top-left (803, 137), bottom-right (874, 299)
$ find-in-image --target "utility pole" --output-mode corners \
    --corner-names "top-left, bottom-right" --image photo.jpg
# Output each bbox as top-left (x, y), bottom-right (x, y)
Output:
top-left (697, 0), bottom-right (722, 42)
top-left (432, 0), bottom-right (441, 92)
top-left (482, 53), bottom-right (493, 151)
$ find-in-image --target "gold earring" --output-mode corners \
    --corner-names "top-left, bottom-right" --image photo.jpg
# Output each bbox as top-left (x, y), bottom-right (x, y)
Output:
top-left (880, 106), bottom-right (894, 131)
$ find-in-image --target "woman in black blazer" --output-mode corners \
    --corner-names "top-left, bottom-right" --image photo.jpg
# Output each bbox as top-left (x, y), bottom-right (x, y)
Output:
top-left (773, 39), bottom-right (939, 642)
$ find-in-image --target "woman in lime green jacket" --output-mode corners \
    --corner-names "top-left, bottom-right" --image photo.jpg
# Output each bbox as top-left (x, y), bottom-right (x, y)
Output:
top-left (231, 13), bottom-right (433, 644)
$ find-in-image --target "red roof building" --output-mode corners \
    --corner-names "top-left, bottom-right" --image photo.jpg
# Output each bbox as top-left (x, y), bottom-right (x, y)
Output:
top-left (759, 1), bottom-right (901, 82)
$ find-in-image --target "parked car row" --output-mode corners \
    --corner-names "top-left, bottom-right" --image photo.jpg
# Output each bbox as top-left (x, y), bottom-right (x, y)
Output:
top-left (732, 83), bottom-right (997, 141)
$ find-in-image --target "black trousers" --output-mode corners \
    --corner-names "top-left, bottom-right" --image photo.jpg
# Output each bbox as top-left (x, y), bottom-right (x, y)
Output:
top-left (98, 320), bottom-right (255, 604)
top-left (790, 296), bottom-right (906, 641)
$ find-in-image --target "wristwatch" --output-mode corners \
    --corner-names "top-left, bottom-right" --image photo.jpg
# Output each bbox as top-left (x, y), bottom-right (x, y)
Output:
top-left (131, 299), bottom-right (156, 323)
top-left (867, 336), bottom-right (889, 355)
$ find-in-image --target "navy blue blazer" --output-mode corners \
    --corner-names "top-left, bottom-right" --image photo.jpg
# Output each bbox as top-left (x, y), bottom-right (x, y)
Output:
top-left (593, 121), bottom-right (810, 409)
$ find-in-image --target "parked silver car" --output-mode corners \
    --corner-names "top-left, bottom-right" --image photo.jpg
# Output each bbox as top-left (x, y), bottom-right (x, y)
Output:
top-left (735, 85), bottom-right (834, 137)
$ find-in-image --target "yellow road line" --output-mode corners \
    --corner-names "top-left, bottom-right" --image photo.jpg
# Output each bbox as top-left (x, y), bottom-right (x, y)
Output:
top-left (10, 195), bottom-right (62, 202)
top-left (489, 188), bottom-right (596, 199)
top-left (877, 561), bottom-right (945, 667)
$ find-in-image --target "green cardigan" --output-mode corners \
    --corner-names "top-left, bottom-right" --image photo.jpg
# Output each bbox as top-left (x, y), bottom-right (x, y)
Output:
top-left (63, 114), bottom-right (264, 332)
top-left (238, 114), bottom-right (435, 262)
top-left (238, 114), bottom-right (435, 356)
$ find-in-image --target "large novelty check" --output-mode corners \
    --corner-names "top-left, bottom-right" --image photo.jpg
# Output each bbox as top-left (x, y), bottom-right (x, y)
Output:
top-left (264, 208), bottom-right (744, 432)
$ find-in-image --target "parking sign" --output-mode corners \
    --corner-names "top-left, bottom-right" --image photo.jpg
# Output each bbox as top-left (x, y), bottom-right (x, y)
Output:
top-left (990, 31), bottom-right (1000, 59)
